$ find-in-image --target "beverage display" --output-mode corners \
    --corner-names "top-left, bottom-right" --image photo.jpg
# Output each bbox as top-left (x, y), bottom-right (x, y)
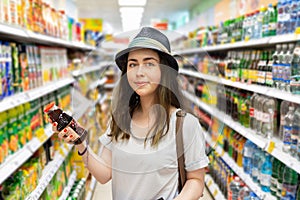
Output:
top-left (281, 166), bottom-right (299, 200)
top-left (260, 153), bottom-right (272, 192)
top-left (44, 102), bottom-right (88, 145)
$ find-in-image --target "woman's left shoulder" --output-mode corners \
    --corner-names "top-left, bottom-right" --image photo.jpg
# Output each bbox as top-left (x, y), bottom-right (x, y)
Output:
top-left (184, 112), bottom-right (200, 124)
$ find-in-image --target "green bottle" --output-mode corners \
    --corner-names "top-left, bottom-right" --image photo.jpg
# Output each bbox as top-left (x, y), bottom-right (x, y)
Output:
top-left (281, 166), bottom-right (299, 199)
top-left (270, 157), bottom-right (279, 196)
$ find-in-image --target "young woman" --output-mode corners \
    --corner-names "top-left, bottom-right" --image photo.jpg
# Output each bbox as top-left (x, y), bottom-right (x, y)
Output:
top-left (52, 27), bottom-right (209, 200)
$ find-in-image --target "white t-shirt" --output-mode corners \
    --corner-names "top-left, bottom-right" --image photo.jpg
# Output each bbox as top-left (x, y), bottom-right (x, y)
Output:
top-left (99, 110), bottom-right (209, 200)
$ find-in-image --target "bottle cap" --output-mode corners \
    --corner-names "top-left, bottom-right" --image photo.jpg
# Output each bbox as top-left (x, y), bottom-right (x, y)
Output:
top-left (44, 102), bottom-right (55, 113)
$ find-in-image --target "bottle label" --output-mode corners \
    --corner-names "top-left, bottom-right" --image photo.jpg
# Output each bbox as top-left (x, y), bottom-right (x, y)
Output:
top-left (260, 174), bottom-right (271, 186)
top-left (252, 168), bottom-right (259, 178)
top-left (249, 107), bottom-right (255, 117)
top-left (266, 72), bottom-right (273, 85)
top-left (283, 126), bottom-right (292, 145)
top-left (277, 182), bottom-right (282, 198)
top-left (290, 128), bottom-right (299, 151)
top-left (262, 112), bottom-right (271, 123)
top-left (270, 177), bottom-right (278, 193)
top-left (269, 22), bottom-right (276, 31)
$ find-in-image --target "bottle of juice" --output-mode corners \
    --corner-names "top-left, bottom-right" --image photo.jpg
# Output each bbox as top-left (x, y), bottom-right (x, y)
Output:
top-left (7, 107), bottom-right (19, 153)
top-left (44, 102), bottom-right (87, 145)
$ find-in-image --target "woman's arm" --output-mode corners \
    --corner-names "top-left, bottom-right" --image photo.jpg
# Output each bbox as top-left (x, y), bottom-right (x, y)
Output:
top-left (54, 122), bottom-right (112, 184)
top-left (76, 142), bottom-right (112, 184)
top-left (174, 168), bottom-right (206, 200)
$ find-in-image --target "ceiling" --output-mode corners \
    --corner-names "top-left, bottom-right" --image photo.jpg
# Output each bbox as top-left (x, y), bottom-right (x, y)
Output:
top-left (75, 0), bottom-right (200, 36)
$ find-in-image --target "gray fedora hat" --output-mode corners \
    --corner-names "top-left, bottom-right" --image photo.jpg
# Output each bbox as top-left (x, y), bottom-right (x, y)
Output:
top-left (115, 27), bottom-right (179, 72)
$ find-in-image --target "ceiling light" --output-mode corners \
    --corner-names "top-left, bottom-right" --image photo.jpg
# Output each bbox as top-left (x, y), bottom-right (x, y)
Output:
top-left (118, 0), bottom-right (147, 6)
top-left (120, 7), bottom-right (144, 14)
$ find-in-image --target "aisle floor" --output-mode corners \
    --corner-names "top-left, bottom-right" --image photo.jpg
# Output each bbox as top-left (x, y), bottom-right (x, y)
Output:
top-left (92, 180), bottom-right (214, 200)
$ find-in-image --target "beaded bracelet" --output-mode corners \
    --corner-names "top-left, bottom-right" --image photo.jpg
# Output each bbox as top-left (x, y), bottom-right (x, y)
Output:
top-left (78, 146), bottom-right (88, 156)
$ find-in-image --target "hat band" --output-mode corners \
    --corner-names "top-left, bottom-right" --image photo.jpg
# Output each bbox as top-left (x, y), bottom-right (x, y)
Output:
top-left (128, 37), bottom-right (170, 53)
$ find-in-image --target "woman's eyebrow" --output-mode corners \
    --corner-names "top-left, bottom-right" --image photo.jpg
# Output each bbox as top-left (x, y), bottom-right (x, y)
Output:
top-left (127, 57), bottom-right (159, 62)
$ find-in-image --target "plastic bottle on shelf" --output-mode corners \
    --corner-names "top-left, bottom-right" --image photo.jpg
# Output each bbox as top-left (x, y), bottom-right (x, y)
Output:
top-left (297, 184), bottom-right (300, 200)
top-left (282, 0), bottom-right (292, 34)
top-left (282, 106), bottom-right (295, 153)
top-left (277, 161), bottom-right (285, 198)
top-left (228, 176), bottom-right (242, 200)
top-left (261, 97), bottom-right (277, 139)
top-left (260, 153), bottom-right (272, 192)
top-left (277, 0), bottom-right (284, 35)
top-left (291, 106), bottom-right (300, 158)
top-left (281, 166), bottom-right (299, 199)
top-left (279, 101), bottom-right (292, 140)
top-left (251, 145), bottom-right (264, 183)
top-left (249, 93), bottom-right (258, 130)
top-left (256, 95), bottom-right (267, 136)
top-left (283, 43), bottom-right (295, 92)
top-left (271, 157), bottom-right (280, 196)
top-left (243, 140), bottom-right (254, 175)
top-left (290, 43), bottom-right (300, 95)
top-left (277, 44), bottom-right (288, 90)
top-left (269, 3), bottom-right (277, 36)
top-left (262, 6), bottom-right (270, 38)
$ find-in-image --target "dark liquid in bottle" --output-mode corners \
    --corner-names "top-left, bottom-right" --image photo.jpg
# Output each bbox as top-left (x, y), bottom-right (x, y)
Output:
top-left (44, 102), bottom-right (87, 145)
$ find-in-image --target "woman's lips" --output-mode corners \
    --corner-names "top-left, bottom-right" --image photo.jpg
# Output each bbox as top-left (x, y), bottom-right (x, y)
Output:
top-left (134, 81), bottom-right (149, 87)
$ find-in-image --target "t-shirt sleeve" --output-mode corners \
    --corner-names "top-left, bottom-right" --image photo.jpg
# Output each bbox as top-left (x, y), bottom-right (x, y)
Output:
top-left (182, 113), bottom-right (209, 171)
top-left (99, 125), bottom-right (113, 151)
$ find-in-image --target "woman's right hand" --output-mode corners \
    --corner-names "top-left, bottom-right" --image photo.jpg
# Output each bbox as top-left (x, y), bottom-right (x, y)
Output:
top-left (50, 119), bottom-right (81, 144)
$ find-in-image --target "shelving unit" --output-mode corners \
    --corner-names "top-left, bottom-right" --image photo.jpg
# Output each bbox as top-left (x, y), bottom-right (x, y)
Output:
top-left (184, 91), bottom-right (300, 175)
top-left (175, 33), bottom-right (300, 55)
top-left (205, 174), bottom-right (226, 200)
top-left (204, 131), bottom-right (276, 200)
top-left (179, 69), bottom-right (300, 104)
top-left (72, 61), bottom-right (114, 77)
top-left (0, 23), bottom-right (95, 51)
top-left (0, 124), bottom-right (57, 184)
top-left (25, 144), bottom-right (74, 200)
top-left (85, 176), bottom-right (97, 200)
top-left (58, 170), bottom-right (77, 200)
top-left (0, 78), bottom-right (75, 113)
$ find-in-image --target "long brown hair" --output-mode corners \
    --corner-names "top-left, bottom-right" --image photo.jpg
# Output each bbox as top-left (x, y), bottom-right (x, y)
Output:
top-left (109, 50), bottom-right (187, 146)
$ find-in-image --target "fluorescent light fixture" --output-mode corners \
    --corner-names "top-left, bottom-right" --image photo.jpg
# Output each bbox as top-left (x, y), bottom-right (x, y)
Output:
top-left (118, 0), bottom-right (147, 6)
top-left (120, 7), bottom-right (144, 14)
top-left (120, 7), bottom-right (144, 31)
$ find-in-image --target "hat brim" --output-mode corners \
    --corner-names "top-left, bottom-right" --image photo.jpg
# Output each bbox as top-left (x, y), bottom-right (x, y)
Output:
top-left (115, 46), bottom-right (179, 72)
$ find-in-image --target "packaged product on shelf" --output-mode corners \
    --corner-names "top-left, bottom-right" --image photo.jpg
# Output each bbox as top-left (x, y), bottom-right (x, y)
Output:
top-left (18, 44), bottom-right (30, 91)
top-left (9, 0), bottom-right (18, 26)
top-left (17, 104), bottom-right (27, 147)
top-left (24, 102), bottom-right (32, 141)
top-left (7, 107), bottom-right (19, 153)
top-left (2, 0), bottom-right (10, 24)
top-left (281, 166), bottom-right (299, 199)
top-left (11, 42), bottom-right (21, 93)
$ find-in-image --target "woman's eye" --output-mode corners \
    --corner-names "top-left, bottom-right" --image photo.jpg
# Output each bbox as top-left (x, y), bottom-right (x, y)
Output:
top-left (128, 63), bottom-right (137, 67)
top-left (144, 62), bottom-right (155, 67)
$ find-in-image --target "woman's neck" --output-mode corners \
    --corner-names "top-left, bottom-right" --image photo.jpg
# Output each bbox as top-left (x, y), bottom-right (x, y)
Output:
top-left (139, 95), bottom-right (157, 115)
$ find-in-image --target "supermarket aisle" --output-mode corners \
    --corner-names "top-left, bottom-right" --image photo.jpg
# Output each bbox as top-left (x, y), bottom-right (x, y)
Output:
top-left (92, 180), bottom-right (214, 200)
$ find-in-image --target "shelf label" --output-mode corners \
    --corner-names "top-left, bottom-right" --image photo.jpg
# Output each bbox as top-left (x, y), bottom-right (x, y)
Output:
top-left (266, 141), bottom-right (275, 153)
top-left (207, 179), bottom-right (213, 187)
top-left (213, 189), bottom-right (218, 197)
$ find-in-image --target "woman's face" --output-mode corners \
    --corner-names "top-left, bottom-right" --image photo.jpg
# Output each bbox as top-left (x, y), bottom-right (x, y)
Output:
top-left (126, 49), bottom-right (161, 97)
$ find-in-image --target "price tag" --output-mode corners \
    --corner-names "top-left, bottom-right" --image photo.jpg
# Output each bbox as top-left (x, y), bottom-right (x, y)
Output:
top-left (266, 141), bottom-right (275, 153)
top-left (36, 129), bottom-right (47, 143)
top-left (213, 189), bottom-right (218, 197)
top-left (207, 179), bottom-right (213, 187)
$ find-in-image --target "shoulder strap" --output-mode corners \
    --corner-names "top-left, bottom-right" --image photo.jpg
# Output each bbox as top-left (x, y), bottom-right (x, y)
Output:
top-left (175, 109), bottom-right (186, 192)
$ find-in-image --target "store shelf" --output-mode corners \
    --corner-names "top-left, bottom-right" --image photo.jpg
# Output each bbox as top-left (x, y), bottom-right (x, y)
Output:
top-left (104, 83), bottom-right (116, 89)
top-left (72, 61), bottom-right (114, 77)
top-left (204, 132), bottom-right (276, 200)
top-left (58, 170), bottom-right (77, 200)
top-left (0, 77), bottom-right (75, 113)
top-left (25, 144), bottom-right (73, 200)
top-left (85, 176), bottom-right (97, 200)
top-left (185, 91), bottom-right (300, 174)
top-left (175, 34), bottom-right (299, 55)
top-left (89, 77), bottom-right (108, 90)
top-left (0, 23), bottom-right (95, 50)
top-left (205, 174), bottom-right (226, 200)
top-left (179, 69), bottom-right (300, 105)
